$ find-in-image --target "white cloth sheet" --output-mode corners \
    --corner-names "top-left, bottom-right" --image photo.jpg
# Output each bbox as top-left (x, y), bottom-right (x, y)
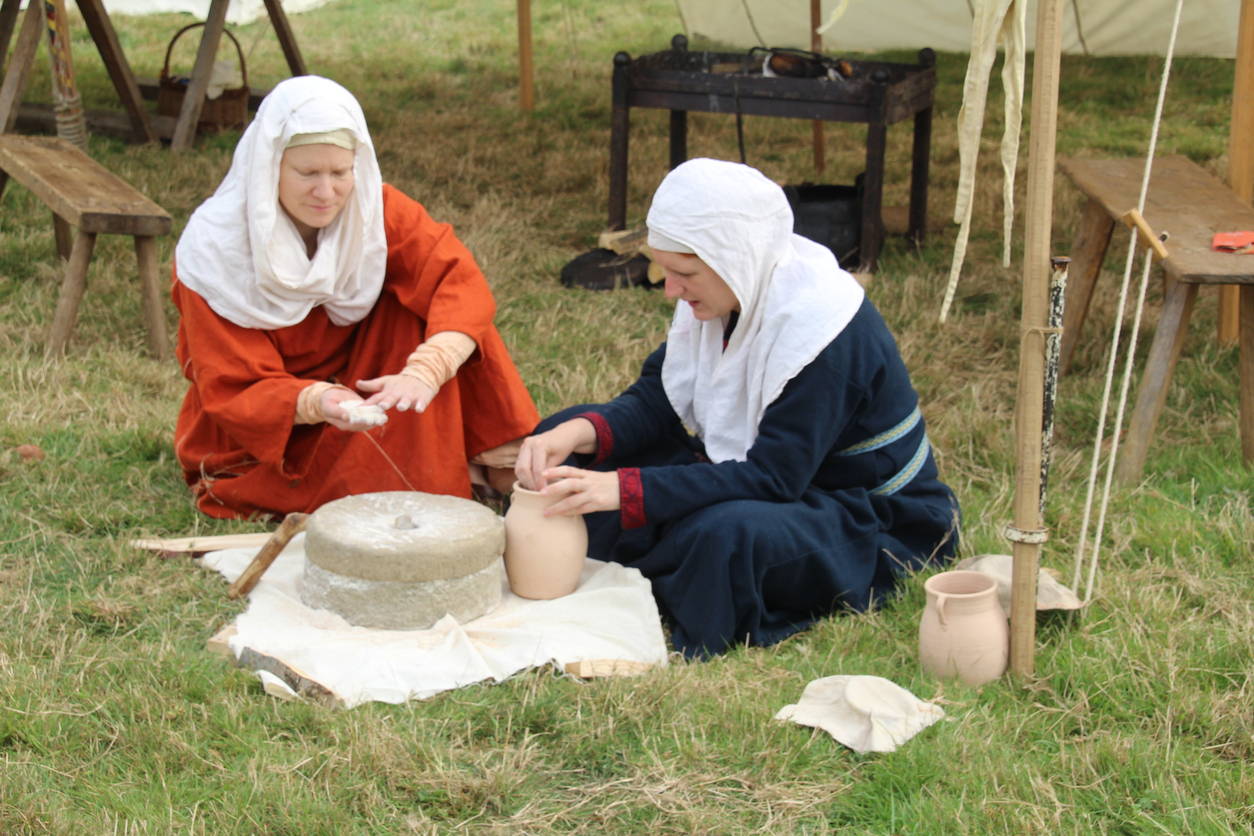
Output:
top-left (200, 534), bottom-right (669, 707)
top-left (775, 675), bottom-right (945, 754)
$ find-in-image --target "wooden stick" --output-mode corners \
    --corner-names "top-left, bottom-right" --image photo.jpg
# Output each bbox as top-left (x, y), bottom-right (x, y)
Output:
top-left (1008, 0), bottom-right (1065, 680)
top-left (517, 0), bottom-right (533, 111)
top-left (1119, 208), bottom-right (1170, 261)
top-left (227, 513), bottom-right (308, 599)
top-left (130, 532), bottom-right (272, 555)
top-left (810, 0), bottom-right (825, 174)
top-left (1221, 0), bottom-right (1254, 345)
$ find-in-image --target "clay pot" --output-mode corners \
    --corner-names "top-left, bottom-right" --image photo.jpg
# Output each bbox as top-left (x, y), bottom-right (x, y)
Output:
top-left (502, 481), bottom-right (587, 599)
top-left (918, 570), bottom-right (1008, 686)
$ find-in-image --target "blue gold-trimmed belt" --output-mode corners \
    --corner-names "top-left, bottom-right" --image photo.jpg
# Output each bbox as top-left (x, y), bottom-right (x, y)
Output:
top-left (836, 406), bottom-right (930, 496)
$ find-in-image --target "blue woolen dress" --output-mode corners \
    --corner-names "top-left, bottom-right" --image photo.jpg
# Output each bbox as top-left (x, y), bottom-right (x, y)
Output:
top-left (543, 296), bottom-right (960, 658)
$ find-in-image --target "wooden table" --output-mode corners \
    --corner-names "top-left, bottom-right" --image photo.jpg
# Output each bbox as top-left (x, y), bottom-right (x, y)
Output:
top-left (608, 35), bottom-right (935, 272)
top-left (1058, 155), bottom-right (1254, 479)
top-left (0, 0), bottom-right (306, 149)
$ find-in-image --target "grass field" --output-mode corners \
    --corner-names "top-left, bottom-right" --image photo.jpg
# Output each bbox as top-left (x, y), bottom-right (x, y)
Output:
top-left (0, 1), bottom-right (1250, 832)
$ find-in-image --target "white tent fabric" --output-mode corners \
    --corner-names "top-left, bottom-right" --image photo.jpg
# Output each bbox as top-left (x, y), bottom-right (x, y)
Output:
top-left (676, 0), bottom-right (1239, 58)
top-left (101, 0), bottom-right (332, 26)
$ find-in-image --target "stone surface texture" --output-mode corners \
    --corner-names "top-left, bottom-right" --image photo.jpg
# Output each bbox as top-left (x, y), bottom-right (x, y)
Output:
top-left (299, 491), bottom-right (505, 630)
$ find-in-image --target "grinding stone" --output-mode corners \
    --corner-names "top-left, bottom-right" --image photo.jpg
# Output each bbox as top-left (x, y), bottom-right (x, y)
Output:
top-left (299, 559), bottom-right (502, 631)
top-left (304, 491), bottom-right (504, 582)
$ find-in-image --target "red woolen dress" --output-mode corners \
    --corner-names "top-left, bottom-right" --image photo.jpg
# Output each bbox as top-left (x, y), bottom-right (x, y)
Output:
top-left (172, 184), bottom-right (539, 519)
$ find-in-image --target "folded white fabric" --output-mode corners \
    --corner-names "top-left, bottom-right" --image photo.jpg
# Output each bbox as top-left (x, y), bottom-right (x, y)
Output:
top-left (200, 534), bottom-right (668, 707)
top-left (955, 553), bottom-right (1085, 611)
top-left (775, 675), bottom-right (945, 754)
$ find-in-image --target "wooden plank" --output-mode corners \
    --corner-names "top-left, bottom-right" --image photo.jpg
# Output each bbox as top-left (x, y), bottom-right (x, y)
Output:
top-left (0, 136), bottom-right (171, 235)
top-left (563, 658), bottom-right (655, 679)
top-left (206, 624), bottom-right (238, 658)
top-left (130, 532), bottom-right (272, 555)
top-left (74, 0), bottom-right (157, 143)
top-left (1059, 156), bottom-right (1254, 286)
top-left (17, 100), bottom-right (177, 141)
top-left (236, 647), bottom-right (340, 706)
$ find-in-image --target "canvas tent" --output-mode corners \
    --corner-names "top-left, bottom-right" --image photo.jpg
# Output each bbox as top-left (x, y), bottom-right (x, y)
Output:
top-left (101, 0), bottom-right (330, 25)
top-left (675, 0), bottom-right (1239, 58)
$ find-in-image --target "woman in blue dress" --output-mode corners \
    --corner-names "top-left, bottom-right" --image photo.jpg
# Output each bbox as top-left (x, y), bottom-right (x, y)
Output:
top-left (515, 158), bottom-right (960, 658)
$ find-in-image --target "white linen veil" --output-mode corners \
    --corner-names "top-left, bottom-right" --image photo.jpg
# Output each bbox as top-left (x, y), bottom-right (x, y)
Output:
top-left (174, 75), bottom-right (387, 329)
top-left (647, 158), bottom-right (865, 463)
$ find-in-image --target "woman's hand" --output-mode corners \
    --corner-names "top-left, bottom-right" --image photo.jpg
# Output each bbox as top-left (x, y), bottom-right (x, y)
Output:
top-left (356, 374), bottom-right (438, 413)
top-left (538, 466), bottom-right (620, 516)
top-left (320, 387), bottom-right (372, 431)
top-left (515, 418), bottom-right (597, 490)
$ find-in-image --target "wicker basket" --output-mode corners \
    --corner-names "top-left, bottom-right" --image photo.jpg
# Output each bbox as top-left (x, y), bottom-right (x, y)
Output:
top-left (157, 23), bottom-right (249, 132)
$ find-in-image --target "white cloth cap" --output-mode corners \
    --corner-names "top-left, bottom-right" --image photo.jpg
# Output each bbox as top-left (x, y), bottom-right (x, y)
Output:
top-left (955, 553), bottom-right (1085, 611)
top-left (775, 675), bottom-right (945, 754)
top-left (647, 158), bottom-right (865, 462)
top-left (174, 75), bottom-right (387, 329)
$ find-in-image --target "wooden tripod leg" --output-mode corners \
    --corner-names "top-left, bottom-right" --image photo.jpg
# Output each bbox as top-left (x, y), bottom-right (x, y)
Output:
top-left (0, 0), bottom-right (44, 132)
top-left (45, 228), bottom-right (96, 357)
top-left (134, 235), bottom-right (168, 359)
top-left (1116, 279), bottom-right (1198, 483)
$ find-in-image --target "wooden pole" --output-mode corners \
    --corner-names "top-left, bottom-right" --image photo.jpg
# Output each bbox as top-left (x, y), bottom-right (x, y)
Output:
top-left (1222, 0), bottom-right (1254, 345)
top-left (43, 0), bottom-right (87, 150)
top-left (518, 0), bottom-right (534, 111)
top-left (810, 0), bottom-right (825, 174)
top-left (1008, 0), bottom-right (1065, 679)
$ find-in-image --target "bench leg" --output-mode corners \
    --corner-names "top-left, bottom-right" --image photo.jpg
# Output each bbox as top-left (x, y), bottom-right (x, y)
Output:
top-left (45, 229), bottom-right (96, 357)
top-left (53, 213), bottom-right (72, 261)
top-left (134, 235), bottom-right (169, 360)
top-left (1241, 284), bottom-right (1254, 464)
top-left (1116, 279), bottom-right (1198, 483)
top-left (1059, 197), bottom-right (1115, 374)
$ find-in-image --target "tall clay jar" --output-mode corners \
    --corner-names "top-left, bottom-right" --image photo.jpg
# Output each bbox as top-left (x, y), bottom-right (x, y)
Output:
top-left (503, 481), bottom-right (588, 599)
top-left (918, 569), bottom-right (1009, 686)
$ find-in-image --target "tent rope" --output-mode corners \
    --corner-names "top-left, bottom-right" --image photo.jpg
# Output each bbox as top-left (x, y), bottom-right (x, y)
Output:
top-left (1071, 0), bottom-right (1184, 601)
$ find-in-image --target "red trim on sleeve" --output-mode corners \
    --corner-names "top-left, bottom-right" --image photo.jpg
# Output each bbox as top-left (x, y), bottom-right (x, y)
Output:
top-left (618, 467), bottom-right (646, 530)
top-left (577, 411), bottom-right (613, 464)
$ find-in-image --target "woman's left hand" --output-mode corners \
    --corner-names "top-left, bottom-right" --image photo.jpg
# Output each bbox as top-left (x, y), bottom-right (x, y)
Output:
top-left (356, 374), bottom-right (438, 413)
top-left (539, 466), bottom-right (621, 516)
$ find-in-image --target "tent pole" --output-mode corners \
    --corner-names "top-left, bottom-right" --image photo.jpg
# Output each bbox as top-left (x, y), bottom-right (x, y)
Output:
top-left (518, 0), bottom-right (534, 111)
top-left (1008, 0), bottom-right (1065, 679)
top-left (810, 0), bottom-right (825, 174)
top-left (1221, 0), bottom-right (1254, 345)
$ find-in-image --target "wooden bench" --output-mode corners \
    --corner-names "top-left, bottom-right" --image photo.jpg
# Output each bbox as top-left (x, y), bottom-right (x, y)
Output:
top-left (1058, 155), bottom-right (1254, 481)
top-left (0, 134), bottom-right (171, 357)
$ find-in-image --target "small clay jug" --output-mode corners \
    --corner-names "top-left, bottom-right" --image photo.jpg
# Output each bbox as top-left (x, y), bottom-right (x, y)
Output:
top-left (918, 570), bottom-right (1008, 686)
top-left (502, 481), bottom-right (587, 599)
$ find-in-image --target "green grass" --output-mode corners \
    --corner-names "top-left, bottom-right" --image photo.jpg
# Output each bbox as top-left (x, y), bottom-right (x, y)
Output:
top-left (0, 0), bottom-right (1251, 832)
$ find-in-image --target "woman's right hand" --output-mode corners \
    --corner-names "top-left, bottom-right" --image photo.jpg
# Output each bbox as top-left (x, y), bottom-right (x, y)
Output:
top-left (515, 418), bottom-right (598, 490)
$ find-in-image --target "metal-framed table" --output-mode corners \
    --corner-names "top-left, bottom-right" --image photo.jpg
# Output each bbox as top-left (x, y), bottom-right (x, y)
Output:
top-left (608, 35), bottom-right (936, 271)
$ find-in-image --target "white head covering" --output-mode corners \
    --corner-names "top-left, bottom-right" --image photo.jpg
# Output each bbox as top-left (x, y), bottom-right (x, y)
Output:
top-left (647, 158), bottom-right (865, 462)
top-left (175, 75), bottom-right (387, 329)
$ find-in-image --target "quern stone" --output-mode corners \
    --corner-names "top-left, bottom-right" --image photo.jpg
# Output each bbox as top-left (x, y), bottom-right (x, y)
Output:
top-left (299, 491), bottom-right (504, 630)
